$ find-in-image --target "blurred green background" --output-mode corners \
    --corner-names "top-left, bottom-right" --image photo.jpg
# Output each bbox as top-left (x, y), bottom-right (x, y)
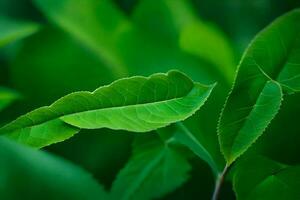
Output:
top-left (1, 0), bottom-right (300, 199)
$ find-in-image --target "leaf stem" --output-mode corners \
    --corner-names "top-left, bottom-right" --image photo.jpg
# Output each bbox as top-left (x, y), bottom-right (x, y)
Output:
top-left (211, 164), bottom-right (229, 200)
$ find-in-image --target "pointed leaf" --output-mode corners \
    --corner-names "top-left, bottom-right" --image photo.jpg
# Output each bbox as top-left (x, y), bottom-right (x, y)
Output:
top-left (0, 71), bottom-right (215, 148)
top-left (218, 9), bottom-right (300, 164)
top-left (0, 16), bottom-right (39, 47)
top-left (111, 135), bottom-right (191, 200)
top-left (0, 137), bottom-right (108, 200)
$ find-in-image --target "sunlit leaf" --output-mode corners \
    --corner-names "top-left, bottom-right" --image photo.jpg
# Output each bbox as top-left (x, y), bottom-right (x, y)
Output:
top-left (0, 70), bottom-right (215, 148)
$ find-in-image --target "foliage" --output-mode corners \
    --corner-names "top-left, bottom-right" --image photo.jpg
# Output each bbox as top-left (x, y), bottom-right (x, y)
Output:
top-left (0, 0), bottom-right (299, 199)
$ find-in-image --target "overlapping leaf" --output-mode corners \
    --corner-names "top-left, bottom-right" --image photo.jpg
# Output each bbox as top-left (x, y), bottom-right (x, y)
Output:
top-left (218, 9), bottom-right (300, 164)
top-left (233, 156), bottom-right (300, 200)
top-left (133, 0), bottom-right (235, 171)
top-left (0, 137), bottom-right (108, 200)
top-left (0, 71), bottom-right (215, 148)
top-left (0, 16), bottom-right (39, 47)
top-left (111, 134), bottom-right (191, 200)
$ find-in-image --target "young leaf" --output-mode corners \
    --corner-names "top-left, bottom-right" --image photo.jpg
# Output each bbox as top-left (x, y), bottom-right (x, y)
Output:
top-left (233, 156), bottom-right (300, 200)
top-left (0, 137), bottom-right (108, 200)
top-left (33, 0), bottom-right (128, 76)
top-left (218, 9), bottom-right (300, 165)
top-left (0, 70), bottom-right (215, 148)
top-left (0, 16), bottom-right (39, 47)
top-left (0, 87), bottom-right (19, 111)
top-left (111, 134), bottom-right (191, 200)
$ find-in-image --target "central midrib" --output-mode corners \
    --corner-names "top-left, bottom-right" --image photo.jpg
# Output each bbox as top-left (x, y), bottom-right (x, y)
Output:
top-left (1, 83), bottom-right (204, 132)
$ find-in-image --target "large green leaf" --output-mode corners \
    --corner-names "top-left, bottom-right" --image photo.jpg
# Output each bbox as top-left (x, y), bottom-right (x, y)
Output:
top-left (0, 137), bottom-right (108, 200)
top-left (33, 0), bottom-right (128, 77)
top-left (0, 87), bottom-right (19, 112)
top-left (111, 134), bottom-right (191, 200)
top-left (233, 156), bottom-right (300, 200)
top-left (0, 71), bottom-right (215, 148)
top-left (0, 16), bottom-right (39, 47)
top-left (218, 9), bottom-right (300, 165)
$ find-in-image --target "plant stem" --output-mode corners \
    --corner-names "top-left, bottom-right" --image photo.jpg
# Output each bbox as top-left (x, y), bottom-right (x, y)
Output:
top-left (211, 165), bottom-right (229, 200)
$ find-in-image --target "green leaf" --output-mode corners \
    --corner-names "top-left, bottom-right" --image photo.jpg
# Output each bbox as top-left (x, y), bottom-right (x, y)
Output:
top-left (11, 27), bottom-right (115, 106)
top-left (111, 134), bottom-right (191, 200)
top-left (132, 0), bottom-right (197, 44)
top-left (0, 137), bottom-right (108, 200)
top-left (218, 9), bottom-right (300, 165)
top-left (132, 0), bottom-right (235, 170)
top-left (0, 16), bottom-right (39, 48)
top-left (33, 0), bottom-right (128, 77)
top-left (233, 156), bottom-right (300, 200)
top-left (0, 87), bottom-right (19, 111)
top-left (171, 123), bottom-right (219, 175)
top-left (179, 21), bottom-right (236, 83)
top-left (133, 0), bottom-right (235, 84)
top-left (0, 70), bottom-right (215, 148)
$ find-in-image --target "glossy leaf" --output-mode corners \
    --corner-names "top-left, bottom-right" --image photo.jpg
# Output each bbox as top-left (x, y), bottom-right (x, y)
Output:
top-left (0, 16), bottom-right (39, 47)
top-left (218, 9), bottom-right (300, 164)
top-left (111, 134), bottom-right (191, 200)
top-left (233, 156), bottom-right (300, 200)
top-left (0, 71), bottom-right (215, 148)
top-left (0, 137), bottom-right (108, 200)
top-left (33, 0), bottom-right (128, 76)
top-left (0, 87), bottom-right (19, 111)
